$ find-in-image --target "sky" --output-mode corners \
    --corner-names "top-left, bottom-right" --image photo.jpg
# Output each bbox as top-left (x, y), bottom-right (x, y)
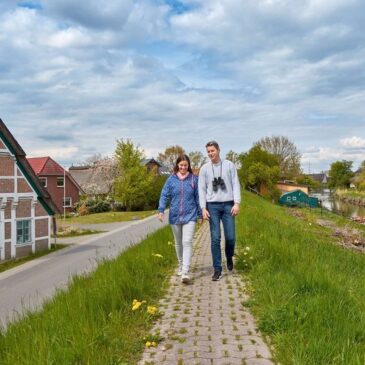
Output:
top-left (1, 0), bottom-right (365, 173)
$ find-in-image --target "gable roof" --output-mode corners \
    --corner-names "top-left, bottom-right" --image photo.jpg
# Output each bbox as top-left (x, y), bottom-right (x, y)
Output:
top-left (28, 156), bottom-right (66, 175)
top-left (28, 156), bottom-right (84, 194)
top-left (0, 118), bottom-right (56, 215)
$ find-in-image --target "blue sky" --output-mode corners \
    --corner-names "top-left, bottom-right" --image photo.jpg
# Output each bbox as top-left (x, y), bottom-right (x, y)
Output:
top-left (1, 0), bottom-right (365, 172)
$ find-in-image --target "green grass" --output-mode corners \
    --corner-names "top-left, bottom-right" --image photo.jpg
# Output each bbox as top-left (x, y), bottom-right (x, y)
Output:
top-left (236, 191), bottom-right (365, 365)
top-left (0, 244), bottom-right (68, 273)
top-left (58, 210), bottom-right (155, 225)
top-left (0, 227), bottom-right (175, 365)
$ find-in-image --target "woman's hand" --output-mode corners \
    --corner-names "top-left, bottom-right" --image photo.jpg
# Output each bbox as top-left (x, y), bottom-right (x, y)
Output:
top-left (157, 212), bottom-right (164, 222)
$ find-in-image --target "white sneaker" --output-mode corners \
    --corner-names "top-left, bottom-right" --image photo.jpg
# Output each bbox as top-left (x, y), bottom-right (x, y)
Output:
top-left (181, 273), bottom-right (190, 284)
top-left (177, 266), bottom-right (183, 276)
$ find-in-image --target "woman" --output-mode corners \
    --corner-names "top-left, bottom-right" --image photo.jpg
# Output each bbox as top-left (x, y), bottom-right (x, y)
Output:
top-left (158, 155), bottom-right (202, 284)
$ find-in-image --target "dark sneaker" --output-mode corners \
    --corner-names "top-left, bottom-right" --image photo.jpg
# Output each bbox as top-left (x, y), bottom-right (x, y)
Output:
top-left (227, 257), bottom-right (233, 271)
top-left (212, 271), bottom-right (223, 281)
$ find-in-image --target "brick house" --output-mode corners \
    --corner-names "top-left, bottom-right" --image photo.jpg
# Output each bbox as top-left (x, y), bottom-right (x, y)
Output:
top-left (0, 119), bottom-right (56, 261)
top-left (28, 157), bottom-right (83, 214)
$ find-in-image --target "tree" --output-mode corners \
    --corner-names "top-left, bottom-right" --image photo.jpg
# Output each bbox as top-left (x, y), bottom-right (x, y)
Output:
top-left (353, 161), bottom-right (365, 190)
top-left (296, 174), bottom-right (320, 190)
top-left (158, 145), bottom-right (185, 172)
top-left (255, 135), bottom-right (301, 179)
top-left (238, 145), bottom-right (280, 198)
top-left (113, 139), bottom-right (156, 211)
top-left (188, 151), bottom-right (206, 170)
top-left (328, 160), bottom-right (354, 189)
top-left (225, 150), bottom-right (240, 168)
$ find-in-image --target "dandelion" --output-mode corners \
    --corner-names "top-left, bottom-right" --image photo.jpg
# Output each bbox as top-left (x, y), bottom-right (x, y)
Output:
top-left (167, 241), bottom-right (173, 245)
top-left (152, 253), bottom-right (163, 258)
top-left (152, 341), bottom-right (157, 347)
top-left (145, 341), bottom-right (152, 348)
top-left (132, 301), bottom-right (142, 311)
top-left (132, 299), bottom-right (146, 311)
top-left (147, 306), bottom-right (158, 315)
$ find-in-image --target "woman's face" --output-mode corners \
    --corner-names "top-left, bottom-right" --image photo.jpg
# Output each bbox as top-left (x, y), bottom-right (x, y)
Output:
top-left (178, 160), bottom-right (189, 175)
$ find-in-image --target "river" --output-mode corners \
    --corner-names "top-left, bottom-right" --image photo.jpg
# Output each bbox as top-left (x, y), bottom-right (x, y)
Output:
top-left (311, 189), bottom-right (365, 219)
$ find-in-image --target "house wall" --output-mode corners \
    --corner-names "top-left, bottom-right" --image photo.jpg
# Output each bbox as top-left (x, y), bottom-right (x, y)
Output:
top-left (0, 140), bottom-right (51, 261)
top-left (276, 183), bottom-right (309, 194)
top-left (40, 175), bottom-right (79, 214)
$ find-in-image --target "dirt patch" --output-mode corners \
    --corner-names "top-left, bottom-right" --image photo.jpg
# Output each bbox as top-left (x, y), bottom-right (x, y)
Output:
top-left (287, 208), bottom-right (365, 253)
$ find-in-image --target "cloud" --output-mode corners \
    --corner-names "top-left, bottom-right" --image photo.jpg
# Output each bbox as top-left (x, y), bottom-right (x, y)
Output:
top-left (28, 146), bottom-right (79, 160)
top-left (340, 137), bottom-right (365, 149)
top-left (0, 0), bottom-right (365, 173)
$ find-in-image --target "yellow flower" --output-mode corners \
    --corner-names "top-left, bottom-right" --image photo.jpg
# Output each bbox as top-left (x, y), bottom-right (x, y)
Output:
top-left (147, 306), bottom-right (158, 315)
top-left (152, 253), bottom-right (163, 258)
top-left (167, 241), bottom-right (173, 245)
top-left (145, 341), bottom-right (152, 348)
top-left (132, 301), bottom-right (142, 311)
top-left (151, 341), bottom-right (157, 347)
top-left (245, 246), bottom-right (250, 251)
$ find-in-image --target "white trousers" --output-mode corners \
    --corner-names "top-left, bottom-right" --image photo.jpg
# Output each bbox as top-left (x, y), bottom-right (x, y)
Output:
top-left (171, 221), bottom-right (196, 275)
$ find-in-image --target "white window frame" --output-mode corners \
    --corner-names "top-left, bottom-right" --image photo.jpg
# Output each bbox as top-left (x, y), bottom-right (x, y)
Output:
top-left (63, 197), bottom-right (72, 207)
top-left (39, 177), bottom-right (47, 187)
top-left (16, 219), bottom-right (32, 245)
top-left (57, 176), bottom-right (64, 187)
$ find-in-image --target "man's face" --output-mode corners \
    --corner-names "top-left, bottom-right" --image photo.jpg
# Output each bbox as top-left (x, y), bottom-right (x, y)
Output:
top-left (206, 145), bottom-right (220, 163)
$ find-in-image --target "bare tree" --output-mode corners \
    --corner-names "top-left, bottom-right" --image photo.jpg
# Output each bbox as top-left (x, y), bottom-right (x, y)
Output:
top-left (225, 150), bottom-right (241, 168)
top-left (188, 151), bottom-right (206, 170)
top-left (255, 136), bottom-right (301, 179)
top-left (158, 145), bottom-right (186, 172)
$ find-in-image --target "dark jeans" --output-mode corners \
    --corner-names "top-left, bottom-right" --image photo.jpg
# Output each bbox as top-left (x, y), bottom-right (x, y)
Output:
top-left (207, 201), bottom-right (236, 272)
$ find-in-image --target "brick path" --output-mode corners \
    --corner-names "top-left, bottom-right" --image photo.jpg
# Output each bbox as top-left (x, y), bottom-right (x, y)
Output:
top-left (139, 223), bottom-right (275, 365)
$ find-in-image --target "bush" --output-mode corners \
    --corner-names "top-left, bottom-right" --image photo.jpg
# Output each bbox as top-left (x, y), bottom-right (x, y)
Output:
top-left (74, 198), bottom-right (111, 215)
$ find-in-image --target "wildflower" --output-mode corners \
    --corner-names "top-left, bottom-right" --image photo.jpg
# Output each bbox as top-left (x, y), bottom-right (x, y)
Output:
top-left (243, 252), bottom-right (247, 255)
top-left (245, 246), bottom-right (250, 251)
top-left (145, 341), bottom-right (152, 348)
top-left (132, 301), bottom-right (143, 311)
top-left (167, 241), bottom-right (173, 245)
top-left (152, 253), bottom-right (164, 258)
top-left (250, 256), bottom-right (253, 260)
top-left (147, 306), bottom-right (158, 315)
top-left (151, 341), bottom-right (157, 347)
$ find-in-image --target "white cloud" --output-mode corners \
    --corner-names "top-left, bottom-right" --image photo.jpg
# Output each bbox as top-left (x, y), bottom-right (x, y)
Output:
top-left (28, 146), bottom-right (79, 160)
top-left (340, 137), bottom-right (365, 149)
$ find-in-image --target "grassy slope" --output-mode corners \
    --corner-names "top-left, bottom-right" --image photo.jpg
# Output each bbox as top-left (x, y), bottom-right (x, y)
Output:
top-left (237, 191), bottom-right (365, 365)
top-left (0, 227), bottom-right (175, 365)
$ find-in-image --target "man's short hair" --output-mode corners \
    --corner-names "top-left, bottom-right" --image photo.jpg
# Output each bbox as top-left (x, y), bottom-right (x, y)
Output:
top-left (205, 140), bottom-right (220, 150)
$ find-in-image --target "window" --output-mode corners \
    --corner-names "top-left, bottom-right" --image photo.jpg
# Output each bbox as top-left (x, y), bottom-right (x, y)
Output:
top-left (293, 196), bottom-right (297, 201)
top-left (39, 177), bottom-right (47, 187)
top-left (63, 197), bottom-right (72, 207)
top-left (287, 197), bottom-right (291, 201)
top-left (16, 220), bottom-right (31, 244)
top-left (57, 177), bottom-right (64, 187)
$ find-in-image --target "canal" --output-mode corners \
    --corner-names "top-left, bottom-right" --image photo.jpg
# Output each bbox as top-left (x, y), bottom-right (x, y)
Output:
top-left (311, 189), bottom-right (365, 219)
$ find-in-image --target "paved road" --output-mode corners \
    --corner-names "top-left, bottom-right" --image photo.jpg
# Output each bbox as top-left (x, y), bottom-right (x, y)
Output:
top-left (0, 215), bottom-right (168, 328)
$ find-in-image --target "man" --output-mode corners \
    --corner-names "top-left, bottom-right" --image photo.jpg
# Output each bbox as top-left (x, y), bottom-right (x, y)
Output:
top-left (198, 141), bottom-right (241, 281)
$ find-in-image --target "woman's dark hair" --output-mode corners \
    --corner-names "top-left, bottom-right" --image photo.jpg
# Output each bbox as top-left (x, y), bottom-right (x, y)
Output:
top-left (173, 154), bottom-right (193, 174)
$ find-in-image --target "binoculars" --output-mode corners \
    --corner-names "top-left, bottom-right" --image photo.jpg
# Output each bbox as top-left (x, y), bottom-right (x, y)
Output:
top-left (212, 177), bottom-right (226, 192)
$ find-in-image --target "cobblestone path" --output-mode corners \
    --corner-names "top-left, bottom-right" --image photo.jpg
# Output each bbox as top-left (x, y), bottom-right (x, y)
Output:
top-left (139, 223), bottom-right (274, 365)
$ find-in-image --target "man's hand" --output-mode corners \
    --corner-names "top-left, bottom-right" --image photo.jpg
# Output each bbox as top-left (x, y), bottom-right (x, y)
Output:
top-left (231, 203), bottom-right (240, 216)
top-left (202, 208), bottom-right (210, 220)
top-left (157, 212), bottom-right (164, 222)
top-left (197, 218), bottom-right (203, 225)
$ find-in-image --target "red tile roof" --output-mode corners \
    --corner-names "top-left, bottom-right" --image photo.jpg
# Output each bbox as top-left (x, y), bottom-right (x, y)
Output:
top-left (28, 157), bottom-right (65, 175)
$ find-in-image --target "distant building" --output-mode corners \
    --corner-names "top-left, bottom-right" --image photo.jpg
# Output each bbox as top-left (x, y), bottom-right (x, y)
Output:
top-left (28, 157), bottom-right (83, 214)
top-left (141, 158), bottom-right (170, 176)
top-left (260, 181), bottom-right (309, 196)
top-left (306, 173), bottom-right (328, 184)
top-left (0, 119), bottom-right (56, 261)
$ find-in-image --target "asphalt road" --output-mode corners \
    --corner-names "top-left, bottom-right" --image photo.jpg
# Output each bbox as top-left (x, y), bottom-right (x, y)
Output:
top-left (0, 215), bottom-right (168, 329)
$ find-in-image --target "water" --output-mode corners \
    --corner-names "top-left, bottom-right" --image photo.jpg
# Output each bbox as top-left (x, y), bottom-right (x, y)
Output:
top-left (311, 189), bottom-right (365, 219)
